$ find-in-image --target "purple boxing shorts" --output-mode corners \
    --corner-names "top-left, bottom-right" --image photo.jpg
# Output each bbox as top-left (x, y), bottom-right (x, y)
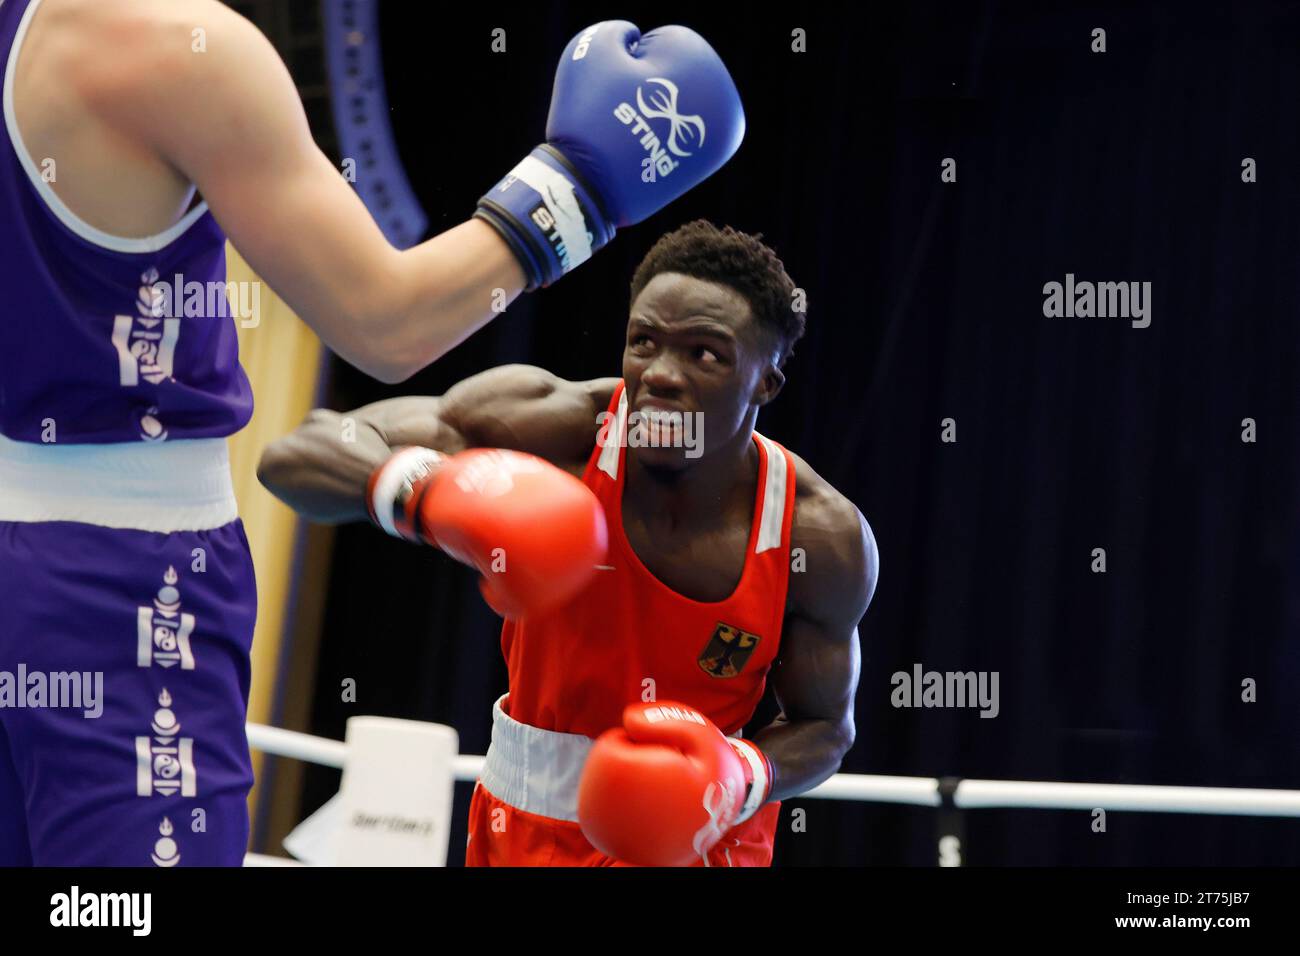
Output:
top-left (0, 518), bottom-right (257, 865)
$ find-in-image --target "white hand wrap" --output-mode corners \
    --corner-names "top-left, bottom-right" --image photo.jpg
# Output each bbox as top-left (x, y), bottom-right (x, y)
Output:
top-left (368, 447), bottom-right (446, 541)
top-left (728, 737), bottom-right (771, 824)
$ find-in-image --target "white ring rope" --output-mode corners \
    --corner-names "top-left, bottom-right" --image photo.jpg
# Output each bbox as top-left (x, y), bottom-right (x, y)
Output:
top-left (248, 723), bottom-right (347, 769)
top-left (246, 722), bottom-right (1300, 817)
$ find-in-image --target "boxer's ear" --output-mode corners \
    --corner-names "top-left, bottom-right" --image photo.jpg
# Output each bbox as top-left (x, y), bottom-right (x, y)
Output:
top-left (753, 363), bottom-right (785, 407)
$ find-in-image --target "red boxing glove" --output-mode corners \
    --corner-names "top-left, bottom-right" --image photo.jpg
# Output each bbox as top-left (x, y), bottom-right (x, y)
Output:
top-left (577, 701), bottom-right (773, 866)
top-left (368, 447), bottom-right (608, 618)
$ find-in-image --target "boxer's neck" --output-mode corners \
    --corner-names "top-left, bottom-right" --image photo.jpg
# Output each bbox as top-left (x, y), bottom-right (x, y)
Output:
top-left (624, 428), bottom-right (758, 533)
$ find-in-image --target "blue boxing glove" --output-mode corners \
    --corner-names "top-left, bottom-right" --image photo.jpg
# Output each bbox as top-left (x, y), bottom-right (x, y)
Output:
top-left (474, 20), bottom-right (745, 291)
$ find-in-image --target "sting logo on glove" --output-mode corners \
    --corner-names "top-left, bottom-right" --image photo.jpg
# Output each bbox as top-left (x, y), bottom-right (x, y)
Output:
top-left (632, 77), bottom-right (707, 158)
top-left (474, 20), bottom-right (744, 291)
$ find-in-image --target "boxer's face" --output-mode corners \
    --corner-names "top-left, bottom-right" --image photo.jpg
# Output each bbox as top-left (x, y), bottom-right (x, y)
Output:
top-left (623, 273), bottom-right (784, 471)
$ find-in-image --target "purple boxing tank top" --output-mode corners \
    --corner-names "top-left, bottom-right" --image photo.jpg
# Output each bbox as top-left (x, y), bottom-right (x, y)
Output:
top-left (0, 0), bottom-right (253, 445)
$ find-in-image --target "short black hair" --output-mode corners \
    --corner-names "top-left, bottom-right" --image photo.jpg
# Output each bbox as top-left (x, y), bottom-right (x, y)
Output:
top-left (629, 220), bottom-right (806, 366)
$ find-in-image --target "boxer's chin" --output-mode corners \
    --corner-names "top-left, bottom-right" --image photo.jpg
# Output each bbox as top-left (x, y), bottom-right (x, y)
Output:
top-left (630, 443), bottom-right (692, 474)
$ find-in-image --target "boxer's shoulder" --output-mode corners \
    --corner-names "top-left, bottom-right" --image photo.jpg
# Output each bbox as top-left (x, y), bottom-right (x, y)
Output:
top-left (784, 449), bottom-right (863, 536)
top-left (41, 0), bottom-right (283, 165)
top-left (40, 0), bottom-right (255, 97)
top-left (784, 449), bottom-right (878, 616)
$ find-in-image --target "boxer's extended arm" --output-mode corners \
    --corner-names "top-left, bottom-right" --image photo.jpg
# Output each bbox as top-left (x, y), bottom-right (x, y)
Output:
top-left (73, 0), bottom-right (523, 383)
top-left (257, 364), bottom-right (619, 522)
top-left (752, 466), bottom-right (878, 802)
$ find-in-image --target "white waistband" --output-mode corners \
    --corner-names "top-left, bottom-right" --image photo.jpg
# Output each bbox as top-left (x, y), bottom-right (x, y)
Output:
top-left (479, 695), bottom-right (749, 823)
top-left (480, 694), bottom-right (595, 823)
top-left (0, 433), bottom-right (238, 531)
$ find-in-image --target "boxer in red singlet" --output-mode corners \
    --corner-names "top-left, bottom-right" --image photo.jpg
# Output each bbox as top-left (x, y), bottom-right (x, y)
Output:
top-left (259, 221), bottom-right (878, 866)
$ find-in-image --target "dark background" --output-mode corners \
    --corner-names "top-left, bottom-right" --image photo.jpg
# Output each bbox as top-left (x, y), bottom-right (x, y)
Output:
top-left (291, 1), bottom-right (1300, 865)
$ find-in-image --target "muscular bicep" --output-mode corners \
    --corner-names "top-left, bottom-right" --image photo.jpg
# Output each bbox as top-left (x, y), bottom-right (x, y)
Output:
top-left (770, 500), bottom-right (878, 734)
top-left (441, 367), bottom-right (619, 466)
top-left (352, 366), bottom-right (620, 469)
top-left (770, 616), bottom-right (861, 734)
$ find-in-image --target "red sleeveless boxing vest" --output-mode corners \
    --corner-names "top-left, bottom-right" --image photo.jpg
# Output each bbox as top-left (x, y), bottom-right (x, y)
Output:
top-left (500, 381), bottom-right (799, 739)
